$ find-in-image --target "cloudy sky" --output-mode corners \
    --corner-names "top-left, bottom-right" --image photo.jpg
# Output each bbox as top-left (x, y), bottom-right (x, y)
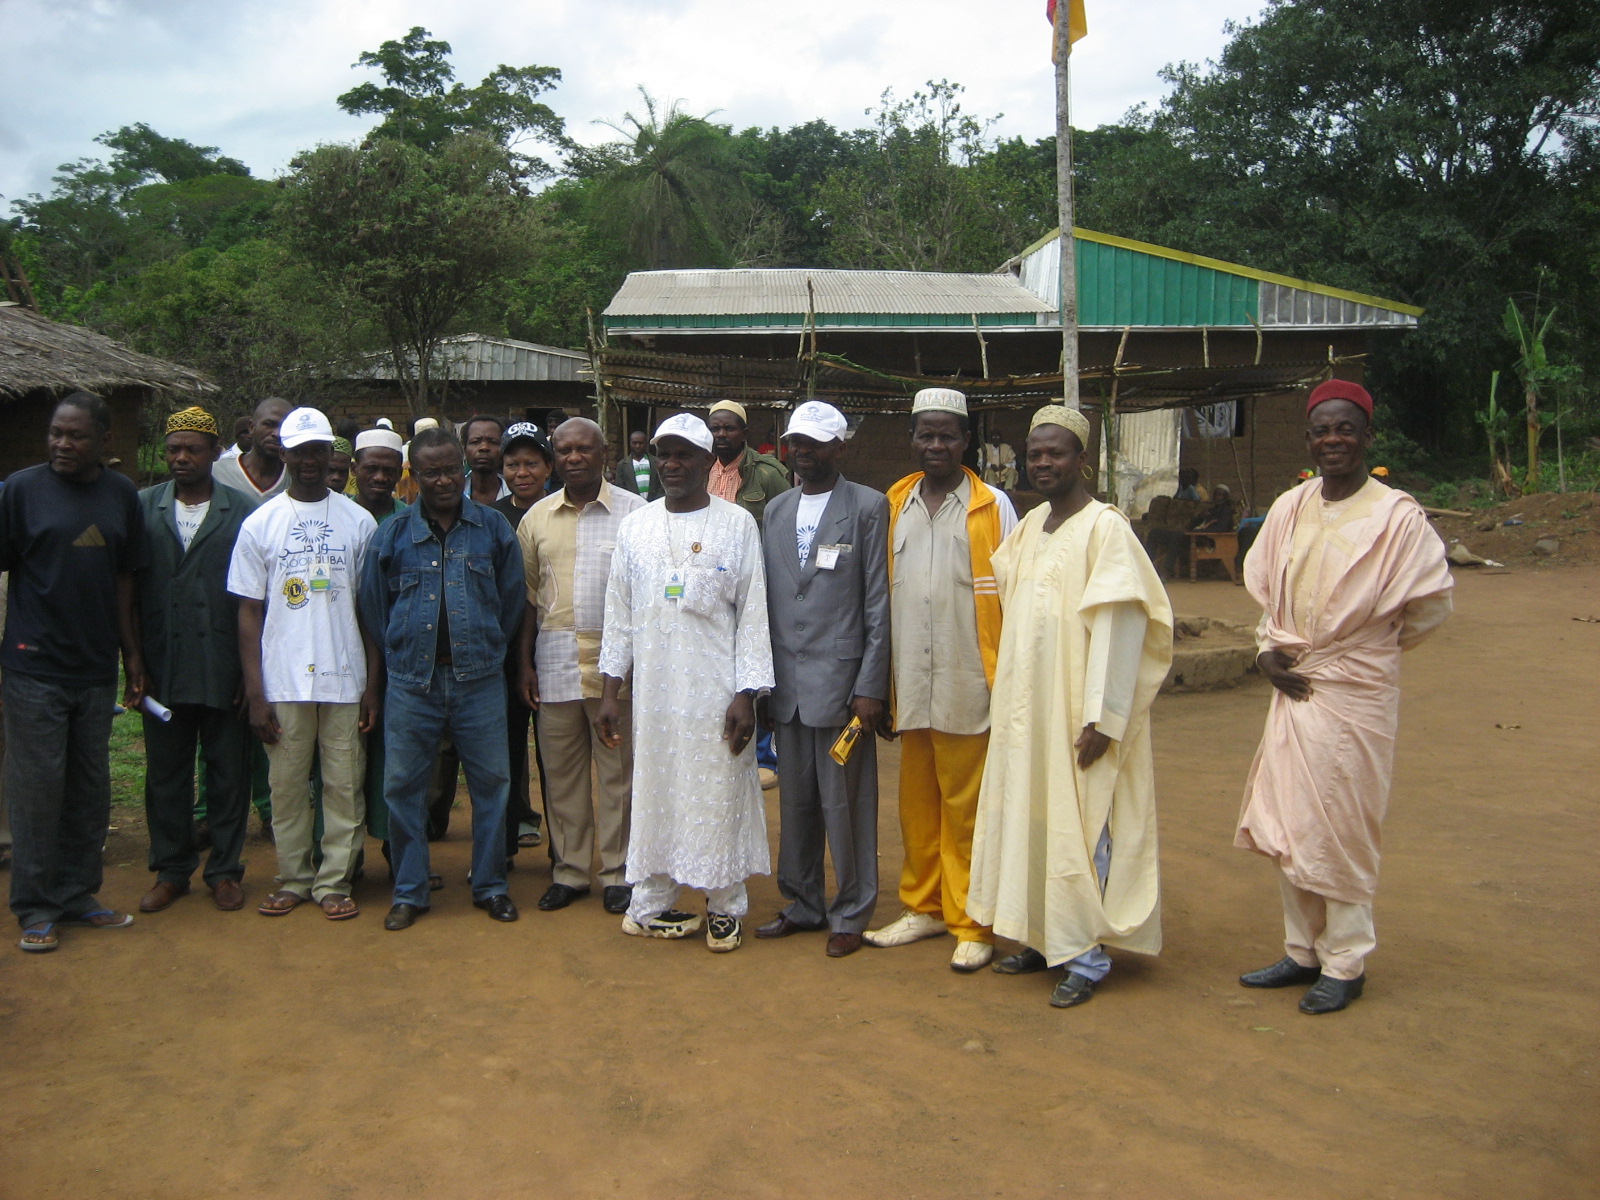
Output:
top-left (2, 0), bottom-right (1265, 204)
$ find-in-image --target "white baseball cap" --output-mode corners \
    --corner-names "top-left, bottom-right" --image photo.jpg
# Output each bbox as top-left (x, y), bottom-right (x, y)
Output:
top-left (280, 407), bottom-right (335, 449)
top-left (911, 387), bottom-right (968, 416)
top-left (784, 400), bottom-right (848, 444)
top-left (652, 413), bottom-right (714, 453)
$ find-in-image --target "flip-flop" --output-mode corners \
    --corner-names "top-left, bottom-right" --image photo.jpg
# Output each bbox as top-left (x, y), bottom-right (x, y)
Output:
top-left (66, 909), bottom-right (134, 929)
top-left (320, 894), bottom-right (360, 921)
top-left (257, 890), bottom-right (305, 916)
top-left (19, 923), bottom-right (58, 952)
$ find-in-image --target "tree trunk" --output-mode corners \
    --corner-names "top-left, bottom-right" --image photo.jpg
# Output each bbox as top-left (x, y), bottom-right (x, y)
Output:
top-left (1525, 382), bottom-right (1540, 492)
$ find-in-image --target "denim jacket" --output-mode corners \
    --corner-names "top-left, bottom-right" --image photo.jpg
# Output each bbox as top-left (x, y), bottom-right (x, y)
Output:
top-left (360, 497), bottom-right (524, 689)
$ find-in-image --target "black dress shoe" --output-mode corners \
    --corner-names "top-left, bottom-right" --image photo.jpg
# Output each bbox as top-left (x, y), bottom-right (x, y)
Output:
top-left (538, 883), bottom-right (590, 911)
top-left (602, 884), bottom-right (633, 914)
top-left (1299, 973), bottom-right (1365, 1015)
top-left (1049, 970), bottom-right (1096, 1008)
top-left (755, 912), bottom-right (827, 939)
top-left (1240, 956), bottom-right (1323, 989)
top-left (384, 903), bottom-right (425, 931)
top-left (475, 894), bottom-right (519, 922)
top-left (992, 947), bottom-right (1050, 975)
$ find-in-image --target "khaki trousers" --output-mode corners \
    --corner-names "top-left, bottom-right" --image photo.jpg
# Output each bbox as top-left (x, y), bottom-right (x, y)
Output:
top-left (1280, 875), bottom-right (1375, 981)
top-left (266, 702), bottom-right (365, 902)
top-left (896, 728), bottom-right (992, 943)
top-left (537, 698), bottom-right (631, 889)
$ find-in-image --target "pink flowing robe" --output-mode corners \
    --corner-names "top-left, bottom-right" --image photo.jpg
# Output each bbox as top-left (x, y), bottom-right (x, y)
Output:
top-left (1235, 478), bottom-right (1453, 904)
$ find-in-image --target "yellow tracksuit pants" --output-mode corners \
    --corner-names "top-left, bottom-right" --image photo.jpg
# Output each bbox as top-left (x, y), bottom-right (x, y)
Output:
top-left (896, 727), bottom-right (992, 943)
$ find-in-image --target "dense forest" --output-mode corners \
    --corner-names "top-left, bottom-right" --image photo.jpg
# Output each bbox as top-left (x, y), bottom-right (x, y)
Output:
top-left (4, 1), bottom-right (1597, 476)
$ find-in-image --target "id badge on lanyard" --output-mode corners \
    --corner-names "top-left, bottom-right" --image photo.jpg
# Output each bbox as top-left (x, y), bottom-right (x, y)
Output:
top-left (663, 568), bottom-right (685, 600)
top-left (309, 555), bottom-right (332, 593)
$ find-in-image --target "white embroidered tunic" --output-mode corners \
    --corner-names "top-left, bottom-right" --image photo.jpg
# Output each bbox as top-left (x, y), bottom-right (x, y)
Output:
top-left (599, 497), bottom-right (775, 890)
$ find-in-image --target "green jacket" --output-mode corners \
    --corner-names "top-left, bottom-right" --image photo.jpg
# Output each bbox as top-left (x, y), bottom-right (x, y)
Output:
top-left (731, 445), bottom-right (791, 525)
top-left (136, 480), bottom-right (257, 710)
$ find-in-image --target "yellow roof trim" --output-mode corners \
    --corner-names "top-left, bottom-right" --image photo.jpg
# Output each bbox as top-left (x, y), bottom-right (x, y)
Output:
top-left (1014, 227), bottom-right (1425, 318)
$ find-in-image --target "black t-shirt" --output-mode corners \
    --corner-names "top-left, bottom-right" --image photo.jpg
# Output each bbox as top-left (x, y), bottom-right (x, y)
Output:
top-left (491, 495), bottom-right (536, 529)
top-left (0, 464), bottom-right (147, 685)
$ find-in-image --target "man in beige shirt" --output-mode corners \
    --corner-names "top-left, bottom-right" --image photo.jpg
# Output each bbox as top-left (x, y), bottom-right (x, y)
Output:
top-left (867, 388), bottom-right (1017, 973)
top-left (517, 418), bottom-right (645, 915)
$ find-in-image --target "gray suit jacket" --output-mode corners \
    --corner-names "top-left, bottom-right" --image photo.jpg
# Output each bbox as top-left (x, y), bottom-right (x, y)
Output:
top-left (762, 477), bottom-right (891, 727)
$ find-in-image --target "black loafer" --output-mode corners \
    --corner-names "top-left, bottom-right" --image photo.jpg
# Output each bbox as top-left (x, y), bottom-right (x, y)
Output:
top-left (1299, 973), bottom-right (1365, 1015)
top-left (1240, 957), bottom-right (1323, 989)
top-left (992, 947), bottom-right (1050, 975)
top-left (602, 884), bottom-right (633, 914)
top-left (384, 903), bottom-right (425, 931)
top-left (538, 883), bottom-right (590, 911)
top-left (1049, 970), bottom-right (1096, 1008)
top-left (475, 894), bottom-right (519, 922)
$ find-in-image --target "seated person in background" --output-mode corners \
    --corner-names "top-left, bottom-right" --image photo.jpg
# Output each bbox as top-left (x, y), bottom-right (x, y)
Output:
top-left (1149, 485), bottom-right (1234, 578)
top-left (1174, 468), bottom-right (1203, 501)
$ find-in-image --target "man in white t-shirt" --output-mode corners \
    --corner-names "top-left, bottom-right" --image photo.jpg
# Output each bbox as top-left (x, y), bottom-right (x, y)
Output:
top-left (229, 407), bottom-right (380, 921)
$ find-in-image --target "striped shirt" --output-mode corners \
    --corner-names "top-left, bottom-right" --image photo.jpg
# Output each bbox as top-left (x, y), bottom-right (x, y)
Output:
top-left (518, 481), bottom-right (644, 703)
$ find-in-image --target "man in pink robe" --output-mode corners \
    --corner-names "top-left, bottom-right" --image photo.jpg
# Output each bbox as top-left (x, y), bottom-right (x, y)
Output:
top-left (1235, 379), bottom-right (1452, 1015)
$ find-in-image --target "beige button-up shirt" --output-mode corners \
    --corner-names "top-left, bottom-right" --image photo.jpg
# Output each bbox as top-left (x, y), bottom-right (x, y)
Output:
top-left (518, 482), bottom-right (644, 703)
top-left (891, 476), bottom-right (1016, 735)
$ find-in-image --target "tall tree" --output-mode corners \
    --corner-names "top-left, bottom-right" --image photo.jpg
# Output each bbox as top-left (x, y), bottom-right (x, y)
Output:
top-left (337, 26), bottom-right (566, 177)
top-left (277, 133), bottom-right (547, 416)
top-left (577, 90), bottom-right (745, 270)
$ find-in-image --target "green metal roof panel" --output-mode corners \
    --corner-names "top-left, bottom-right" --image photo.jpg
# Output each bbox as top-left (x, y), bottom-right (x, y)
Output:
top-left (1077, 238), bottom-right (1256, 326)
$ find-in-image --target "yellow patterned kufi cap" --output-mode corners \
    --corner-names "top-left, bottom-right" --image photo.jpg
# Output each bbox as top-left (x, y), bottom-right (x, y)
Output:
top-left (332, 437), bottom-right (353, 456)
top-left (166, 406), bottom-right (219, 437)
top-left (1029, 403), bottom-right (1091, 447)
top-left (708, 400), bottom-right (748, 424)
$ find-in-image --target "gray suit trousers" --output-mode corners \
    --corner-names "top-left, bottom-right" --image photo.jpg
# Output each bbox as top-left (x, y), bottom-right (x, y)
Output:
top-left (774, 717), bottom-right (878, 934)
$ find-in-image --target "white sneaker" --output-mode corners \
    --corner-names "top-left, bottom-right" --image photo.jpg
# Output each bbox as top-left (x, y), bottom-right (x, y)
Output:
top-left (863, 909), bottom-right (947, 947)
top-left (706, 912), bottom-right (742, 953)
top-left (950, 941), bottom-right (994, 972)
top-left (621, 909), bottom-right (703, 939)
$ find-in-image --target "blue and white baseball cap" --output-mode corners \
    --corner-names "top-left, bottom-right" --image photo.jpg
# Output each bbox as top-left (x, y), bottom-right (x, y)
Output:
top-left (280, 407), bottom-right (335, 449)
top-left (651, 413), bottom-right (714, 453)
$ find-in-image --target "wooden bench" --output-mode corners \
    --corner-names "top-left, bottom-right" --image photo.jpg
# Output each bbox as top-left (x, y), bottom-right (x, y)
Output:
top-left (1187, 530), bottom-right (1241, 583)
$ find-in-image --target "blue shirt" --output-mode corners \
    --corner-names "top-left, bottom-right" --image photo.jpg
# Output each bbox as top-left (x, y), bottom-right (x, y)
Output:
top-left (360, 497), bottom-right (523, 689)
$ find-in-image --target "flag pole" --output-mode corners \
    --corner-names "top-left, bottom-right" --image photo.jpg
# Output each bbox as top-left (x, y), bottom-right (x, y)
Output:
top-left (1054, 3), bottom-right (1079, 410)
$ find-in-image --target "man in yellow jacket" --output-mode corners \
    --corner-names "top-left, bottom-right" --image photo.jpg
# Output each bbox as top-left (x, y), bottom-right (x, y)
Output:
top-left (865, 388), bottom-right (1017, 972)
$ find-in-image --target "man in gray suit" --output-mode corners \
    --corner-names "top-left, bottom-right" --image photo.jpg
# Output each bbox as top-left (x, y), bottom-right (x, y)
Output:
top-left (754, 402), bottom-right (892, 958)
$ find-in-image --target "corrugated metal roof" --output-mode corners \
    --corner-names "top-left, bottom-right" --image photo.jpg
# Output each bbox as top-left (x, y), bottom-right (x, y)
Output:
top-left (1009, 228), bottom-right (1422, 327)
top-left (349, 334), bottom-right (587, 383)
top-left (604, 269), bottom-right (1055, 319)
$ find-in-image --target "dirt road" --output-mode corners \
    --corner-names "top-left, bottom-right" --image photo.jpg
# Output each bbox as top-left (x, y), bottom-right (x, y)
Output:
top-left (2, 567), bottom-right (1596, 1199)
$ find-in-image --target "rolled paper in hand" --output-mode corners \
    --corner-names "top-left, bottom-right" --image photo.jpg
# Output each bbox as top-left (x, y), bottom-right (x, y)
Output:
top-left (141, 695), bottom-right (174, 723)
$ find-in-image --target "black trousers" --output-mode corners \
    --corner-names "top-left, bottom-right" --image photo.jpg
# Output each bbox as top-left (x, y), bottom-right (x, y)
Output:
top-left (144, 702), bottom-right (251, 887)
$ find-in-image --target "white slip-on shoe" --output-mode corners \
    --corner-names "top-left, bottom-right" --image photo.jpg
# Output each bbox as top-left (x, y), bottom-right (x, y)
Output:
top-left (863, 909), bottom-right (948, 947)
top-left (950, 941), bottom-right (995, 972)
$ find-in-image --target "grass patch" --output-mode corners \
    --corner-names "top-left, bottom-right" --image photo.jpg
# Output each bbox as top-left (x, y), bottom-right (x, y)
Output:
top-left (109, 706), bottom-right (146, 809)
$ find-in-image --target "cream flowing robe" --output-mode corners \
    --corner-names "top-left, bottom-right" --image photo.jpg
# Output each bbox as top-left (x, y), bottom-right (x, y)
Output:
top-left (599, 498), bottom-right (775, 891)
top-left (968, 500), bottom-right (1174, 966)
top-left (1235, 478), bottom-right (1453, 904)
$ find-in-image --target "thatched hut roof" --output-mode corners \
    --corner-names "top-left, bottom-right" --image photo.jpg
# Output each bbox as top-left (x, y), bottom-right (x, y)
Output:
top-left (0, 302), bottom-right (213, 399)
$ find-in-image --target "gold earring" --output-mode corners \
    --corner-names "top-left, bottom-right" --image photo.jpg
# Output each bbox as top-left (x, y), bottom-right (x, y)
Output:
top-left (1082, 463), bottom-right (1096, 486)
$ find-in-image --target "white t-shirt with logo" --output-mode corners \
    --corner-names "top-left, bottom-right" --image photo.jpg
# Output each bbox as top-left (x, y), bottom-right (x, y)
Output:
top-left (227, 491), bottom-right (377, 704)
top-left (175, 499), bottom-right (210, 551)
top-left (795, 489), bottom-right (831, 564)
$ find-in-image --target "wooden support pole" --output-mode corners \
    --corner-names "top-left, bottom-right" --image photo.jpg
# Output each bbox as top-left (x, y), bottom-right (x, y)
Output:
top-left (1055, 2), bottom-right (1079, 408)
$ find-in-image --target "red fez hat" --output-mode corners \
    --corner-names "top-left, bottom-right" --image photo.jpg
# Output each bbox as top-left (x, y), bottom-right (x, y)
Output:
top-left (1306, 379), bottom-right (1373, 419)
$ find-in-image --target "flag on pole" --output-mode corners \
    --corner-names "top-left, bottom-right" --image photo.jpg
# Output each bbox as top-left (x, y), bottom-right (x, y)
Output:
top-left (1047, 0), bottom-right (1087, 61)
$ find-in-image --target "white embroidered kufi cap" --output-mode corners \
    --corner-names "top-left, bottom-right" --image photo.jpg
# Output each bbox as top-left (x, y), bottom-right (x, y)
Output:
top-left (911, 387), bottom-right (967, 415)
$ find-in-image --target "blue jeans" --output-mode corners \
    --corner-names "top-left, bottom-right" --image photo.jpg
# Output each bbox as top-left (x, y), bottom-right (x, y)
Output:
top-left (384, 671), bottom-right (510, 908)
top-left (5, 673), bottom-right (117, 929)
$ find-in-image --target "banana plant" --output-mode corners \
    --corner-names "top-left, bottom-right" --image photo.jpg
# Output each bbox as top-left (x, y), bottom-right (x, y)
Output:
top-left (1503, 298), bottom-right (1558, 491)
top-left (1474, 370), bottom-right (1517, 497)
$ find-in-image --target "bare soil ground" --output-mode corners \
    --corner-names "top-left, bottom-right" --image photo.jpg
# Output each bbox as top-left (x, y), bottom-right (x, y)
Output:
top-left (1429, 490), bottom-right (1598, 568)
top-left (2, 568), bottom-right (1596, 1200)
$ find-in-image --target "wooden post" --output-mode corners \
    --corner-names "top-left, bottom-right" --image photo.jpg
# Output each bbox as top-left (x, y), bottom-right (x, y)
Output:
top-left (972, 314), bottom-right (990, 380)
top-left (1104, 325), bottom-right (1131, 509)
top-left (1055, 1), bottom-right (1079, 409)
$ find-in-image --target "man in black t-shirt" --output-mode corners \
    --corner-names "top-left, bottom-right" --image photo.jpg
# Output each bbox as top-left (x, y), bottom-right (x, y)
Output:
top-left (0, 392), bottom-right (148, 952)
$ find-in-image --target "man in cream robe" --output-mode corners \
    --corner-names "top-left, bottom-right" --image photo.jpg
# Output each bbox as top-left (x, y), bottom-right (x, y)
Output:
top-left (968, 405), bottom-right (1173, 1008)
top-left (1236, 379), bottom-right (1452, 1014)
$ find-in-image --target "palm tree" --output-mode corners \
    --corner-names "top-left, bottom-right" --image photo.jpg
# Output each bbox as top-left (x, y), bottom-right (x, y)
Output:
top-left (585, 90), bottom-right (743, 270)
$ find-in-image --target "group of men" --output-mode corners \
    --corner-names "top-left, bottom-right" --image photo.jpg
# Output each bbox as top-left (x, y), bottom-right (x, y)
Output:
top-left (3, 376), bottom-right (1452, 1017)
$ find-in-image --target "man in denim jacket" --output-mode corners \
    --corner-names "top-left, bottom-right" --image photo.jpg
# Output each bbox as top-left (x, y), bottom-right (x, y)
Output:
top-left (361, 426), bottom-right (526, 930)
